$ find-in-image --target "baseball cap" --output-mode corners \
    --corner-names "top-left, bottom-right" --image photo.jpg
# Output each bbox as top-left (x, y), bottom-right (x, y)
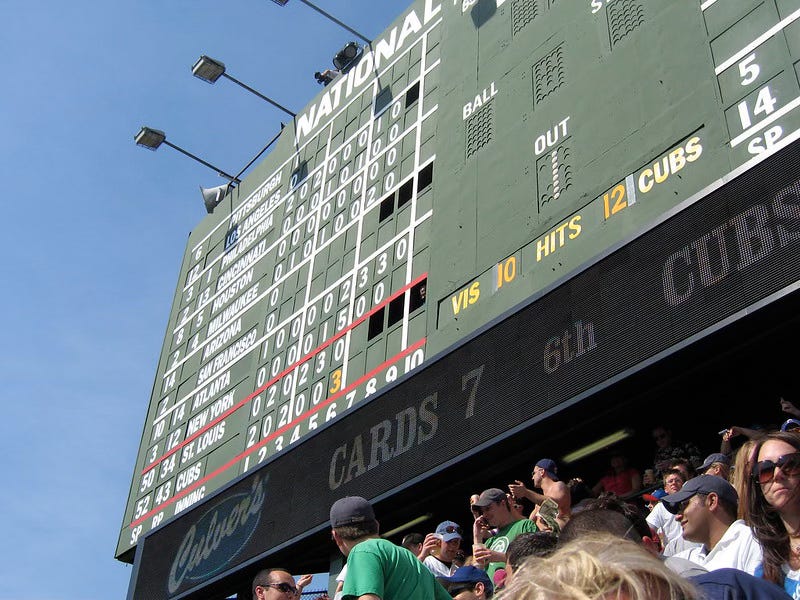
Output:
top-left (330, 496), bottom-right (375, 527)
top-left (536, 458), bottom-right (560, 481)
top-left (661, 475), bottom-right (738, 514)
top-left (782, 419), bottom-right (800, 432)
top-left (438, 566), bottom-right (494, 595)
top-left (698, 453), bottom-right (730, 473)
top-left (472, 488), bottom-right (508, 507)
top-left (435, 520), bottom-right (462, 542)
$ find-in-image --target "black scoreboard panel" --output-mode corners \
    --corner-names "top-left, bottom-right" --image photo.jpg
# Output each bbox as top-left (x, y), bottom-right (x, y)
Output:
top-left (118, 0), bottom-right (800, 562)
top-left (132, 136), bottom-right (800, 600)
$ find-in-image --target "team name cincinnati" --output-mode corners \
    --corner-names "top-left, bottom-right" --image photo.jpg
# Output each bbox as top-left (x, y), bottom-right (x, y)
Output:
top-left (294, 0), bottom-right (442, 143)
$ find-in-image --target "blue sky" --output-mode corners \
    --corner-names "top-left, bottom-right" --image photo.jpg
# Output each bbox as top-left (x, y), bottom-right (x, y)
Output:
top-left (0, 2), bottom-right (405, 598)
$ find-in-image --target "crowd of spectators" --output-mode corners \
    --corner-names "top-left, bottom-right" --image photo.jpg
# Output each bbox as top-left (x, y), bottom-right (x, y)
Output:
top-left (255, 397), bottom-right (800, 599)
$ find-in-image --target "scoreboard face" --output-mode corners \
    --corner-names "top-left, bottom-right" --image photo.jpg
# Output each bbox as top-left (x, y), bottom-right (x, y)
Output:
top-left (118, 0), bottom-right (800, 566)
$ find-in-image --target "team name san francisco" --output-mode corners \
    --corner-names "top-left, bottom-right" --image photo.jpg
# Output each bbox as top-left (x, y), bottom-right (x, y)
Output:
top-left (197, 327), bottom-right (258, 385)
top-left (295, 0), bottom-right (442, 142)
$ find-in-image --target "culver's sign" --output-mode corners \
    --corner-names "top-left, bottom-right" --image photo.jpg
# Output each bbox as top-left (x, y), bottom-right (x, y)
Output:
top-left (168, 476), bottom-right (267, 594)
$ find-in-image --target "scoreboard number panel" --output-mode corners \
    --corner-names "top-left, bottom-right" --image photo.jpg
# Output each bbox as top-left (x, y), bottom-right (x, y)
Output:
top-left (118, 0), bottom-right (800, 562)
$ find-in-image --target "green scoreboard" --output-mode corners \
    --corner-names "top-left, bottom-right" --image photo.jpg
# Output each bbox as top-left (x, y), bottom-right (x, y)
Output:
top-left (118, 0), bottom-right (800, 578)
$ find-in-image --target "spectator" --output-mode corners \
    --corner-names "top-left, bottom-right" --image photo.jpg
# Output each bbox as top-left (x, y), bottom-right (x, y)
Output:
top-left (592, 453), bottom-right (642, 497)
top-left (661, 475), bottom-right (762, 574)
top-left (508, 459), bottom-right (571, 527)
top-left (401, 532), bottom-right (424, 555)
top-left (419, 521), bottom-right (463, 577)
top-left (650, 425), bottom-right (703, 477)
top-left (329, 496), bottom-right (450, 600)
top-left (566, 477), bottom-right (592, 512)
top-left (471, 488), bottom-right (537, 580)
top-left (499, 534), bottom-right (703, 600)
top-left (252, 569), bottom-right (325, 600)
top-left (730, 440), bottom-right (757, 520)
top-left (646, 468), bottom-right (696, 554)
top-left (745, 431), bottom-right (800, 595)
top-left (437, 566), bottom-right (493, 600)
top-left (697, 453), bottom-right (731, 479)
top-left (504, 531), bottom-right (557, 584)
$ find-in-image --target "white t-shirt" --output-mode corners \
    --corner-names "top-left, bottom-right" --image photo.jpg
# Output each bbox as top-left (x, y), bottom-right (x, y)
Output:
top-left (646, 502), bottom-right (683, 547)
top-left (674, 520), bottom-right (763, 575)
top-left (423, 555), bottom-right (457, 577)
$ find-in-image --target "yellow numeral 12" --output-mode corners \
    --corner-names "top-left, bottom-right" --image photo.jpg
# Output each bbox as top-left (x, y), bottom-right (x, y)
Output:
top-left (603, 184), bottom-right (627, 220)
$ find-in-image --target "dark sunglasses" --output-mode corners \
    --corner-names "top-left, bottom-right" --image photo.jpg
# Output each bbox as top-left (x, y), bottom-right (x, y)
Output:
top-left (441, 525), bottom-right (462, 534)
top-left (258, 582), bottom-right (299, 596)
top-left (753, 452), bottom-right (800, 484)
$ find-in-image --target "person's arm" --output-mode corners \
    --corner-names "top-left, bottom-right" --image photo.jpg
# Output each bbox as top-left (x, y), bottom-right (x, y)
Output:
top-left (508, 480), bottom-right (536, 503)
top-left (781, 397), bottom-right (800, 418)
top-left (417, 533), bottom-right (439, 561)
top-left (472, 545), bottom-right (506, 565)
top-left (591, 479), bottom-right (605, 497)
top-left (629, 470), bottom-right (642, 493)
top-left (297, 575), bottom-right (313, 595)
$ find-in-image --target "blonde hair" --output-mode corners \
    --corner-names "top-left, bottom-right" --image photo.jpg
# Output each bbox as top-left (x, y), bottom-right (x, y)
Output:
top-left (730, 440), bottom-right (756, 521)
top-left (498, 535), bottom-right (700, 600)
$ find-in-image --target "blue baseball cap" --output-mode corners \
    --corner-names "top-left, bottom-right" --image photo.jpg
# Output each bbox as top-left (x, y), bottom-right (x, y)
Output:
top-left (536, 458), bottom-right (559, 481)
top-left (437, 566), bottom-right (493, 594)
top-left (435, 520), bottom-right (462, 542)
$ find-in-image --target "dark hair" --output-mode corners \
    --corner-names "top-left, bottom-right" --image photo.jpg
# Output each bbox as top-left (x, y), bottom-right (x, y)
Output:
top-left (567, 478), bottom-right (592, 507)
top-left (333, 519), bottom-right (379, 541)
top-left (507, 532), bottom-right (558, 568)
top-left (401, 532), bottom-right (424, 551)
top-left (667, 458), bottom-right (692, 476)
top-left (558, 509), bottom-right (641, 546)
top-left (586, 494), bottom-right (652, 540)
top-left (745, 431), bottom-right (800, 585)
top-left (663, 468), bottom-right (686, 484)
top-left (252, 568), bottom-right (291, 600)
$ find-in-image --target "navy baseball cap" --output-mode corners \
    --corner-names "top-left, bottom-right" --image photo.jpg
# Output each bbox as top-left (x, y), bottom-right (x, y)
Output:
top-left (330, 496), bottom-right (375, 527)
top-left (662, 475), bottom-right (738, 514)
top-left (438, 566), bottom-right (493, 594)
top-left (698, 453), bottom-right (730, 473)
top-left (536, 458), bottom-right (559, 481)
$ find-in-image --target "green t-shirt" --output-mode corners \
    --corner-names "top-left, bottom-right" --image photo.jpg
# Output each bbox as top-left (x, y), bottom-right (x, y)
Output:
top-left (342, 538), bottom-right (451, 600)
top-left (485, 518), bottom-right (538, 578)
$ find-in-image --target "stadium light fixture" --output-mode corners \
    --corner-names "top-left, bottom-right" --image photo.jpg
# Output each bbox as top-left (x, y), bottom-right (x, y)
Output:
top-left (134, 126), bottom-right (241, 184)
top-left (267, 0), bottom-right (372, 45)
top-left (380, 514), bottom-right (433, 539)
top-left (561, 428), bottom-right (634, 464)
top-left (192, 55), bottom-right (296, 118)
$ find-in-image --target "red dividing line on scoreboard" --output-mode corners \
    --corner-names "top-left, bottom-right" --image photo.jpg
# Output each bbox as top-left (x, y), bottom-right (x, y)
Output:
top-left (130, 336), bottom-right (427, 528)
top-left (142, 272), bottom-right (428, 475)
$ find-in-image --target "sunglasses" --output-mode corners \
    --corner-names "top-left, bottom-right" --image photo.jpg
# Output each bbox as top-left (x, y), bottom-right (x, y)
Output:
top-left (753, 452), bottom-right (800, 484)
top-left (440, 525), bottom-right (462, 534)
top-left (258, 582), bottom-right (299, 596)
